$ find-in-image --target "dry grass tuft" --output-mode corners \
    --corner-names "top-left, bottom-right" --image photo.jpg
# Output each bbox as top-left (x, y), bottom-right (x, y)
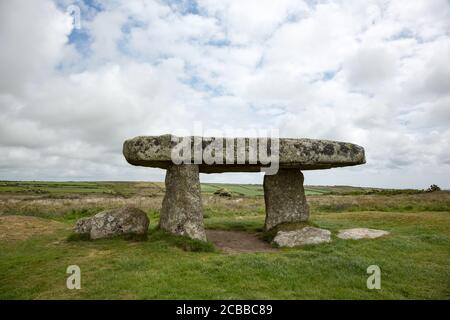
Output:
top-left (0, 215), bottom-right (67, 241)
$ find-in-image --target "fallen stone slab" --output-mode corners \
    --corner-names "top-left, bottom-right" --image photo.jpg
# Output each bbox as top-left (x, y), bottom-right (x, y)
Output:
top-left (337, 228), bottom-right (389, 240)
top-left (272, 226), bottom-right (331, 247)
top-left (74, 206), bottom-right (149, 240)
top-left (123, 135), bottom-right (365, 173)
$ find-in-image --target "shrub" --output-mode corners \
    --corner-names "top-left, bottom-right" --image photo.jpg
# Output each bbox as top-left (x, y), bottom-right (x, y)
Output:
top-left (426, 184), bottom-right (441, 192)
top-left (214, 188), bottom-right (232, 197)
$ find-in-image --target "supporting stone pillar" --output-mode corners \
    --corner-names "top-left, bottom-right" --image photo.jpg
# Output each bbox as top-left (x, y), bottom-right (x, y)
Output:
top-left (159, 164), bottom-right (206, 241)
top-left (264, 169), bottom-right (310, 230)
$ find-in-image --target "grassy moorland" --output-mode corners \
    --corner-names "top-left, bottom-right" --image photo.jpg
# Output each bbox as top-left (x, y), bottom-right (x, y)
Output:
top-left (0, 181), bottom-right (449, 299)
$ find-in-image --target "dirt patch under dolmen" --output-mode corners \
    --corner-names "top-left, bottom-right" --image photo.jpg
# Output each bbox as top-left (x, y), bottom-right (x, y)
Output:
top-left (206, 229), bottom-right (276, 254)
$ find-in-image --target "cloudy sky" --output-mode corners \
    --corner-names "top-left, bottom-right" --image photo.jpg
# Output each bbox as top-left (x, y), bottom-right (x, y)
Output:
top-left (0, 0), bottom-right (449, 188)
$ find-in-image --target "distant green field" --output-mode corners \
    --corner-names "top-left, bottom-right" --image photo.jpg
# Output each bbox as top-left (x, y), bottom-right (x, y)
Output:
top-left (0, 181), bottom-right (110, 194)
top-left (0, 181), bottom-right (425, 198)
top-left (0, 181), bottom-right (164, 197)
top-left (202, 184), bottom-right (264, 196)
top-left (202, 184), bottom-right (340, 196)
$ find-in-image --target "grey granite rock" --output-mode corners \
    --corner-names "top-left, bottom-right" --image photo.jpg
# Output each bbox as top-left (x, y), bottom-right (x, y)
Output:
top-left (159, 164), bottom-right (207, 241)
top-left (273, 227), bottom-right (331, 247)
top-left (123, 134), bottom-right (366, 173)
top-left (74, 206), bottom-right (149, 240)
top-left (264, 169), bottom-right (309, 230)
top-left (337, 228), bottom-right (389, 240)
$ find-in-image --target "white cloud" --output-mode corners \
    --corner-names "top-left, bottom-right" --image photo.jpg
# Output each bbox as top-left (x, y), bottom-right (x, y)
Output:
top-left (198, 0), bottom-right (307, 45)
top-left (0, 0), bottom-right (449, 188)
top-left (0, 0), bottom-right (73, 94)
top-left (345, 46), bottom-right (396, 87)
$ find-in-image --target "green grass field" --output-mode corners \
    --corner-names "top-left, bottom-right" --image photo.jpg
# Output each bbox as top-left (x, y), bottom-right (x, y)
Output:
top-left (0, 181), bottom-right (449, 299)
top-left (0, 180), bottom-right (425, 197)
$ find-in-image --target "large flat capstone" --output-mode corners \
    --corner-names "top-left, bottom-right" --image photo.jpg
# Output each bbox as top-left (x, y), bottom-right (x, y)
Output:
top-left (123, 135), bottom-right (365, 173)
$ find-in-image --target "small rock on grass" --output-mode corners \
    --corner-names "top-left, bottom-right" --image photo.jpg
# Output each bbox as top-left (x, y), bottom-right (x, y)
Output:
top-left (273, 226), bottom-right (331, 247)
top-left (73, 206), bottom-right (149, 240)
top-left (337, 228), bottom-right (389, 240)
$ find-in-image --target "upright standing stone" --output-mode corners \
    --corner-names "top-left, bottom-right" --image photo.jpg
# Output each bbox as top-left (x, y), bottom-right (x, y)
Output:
top-left (159, 164), bottom-right (206, 241)
top-left (264, 169), bottom-right (309, 230)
